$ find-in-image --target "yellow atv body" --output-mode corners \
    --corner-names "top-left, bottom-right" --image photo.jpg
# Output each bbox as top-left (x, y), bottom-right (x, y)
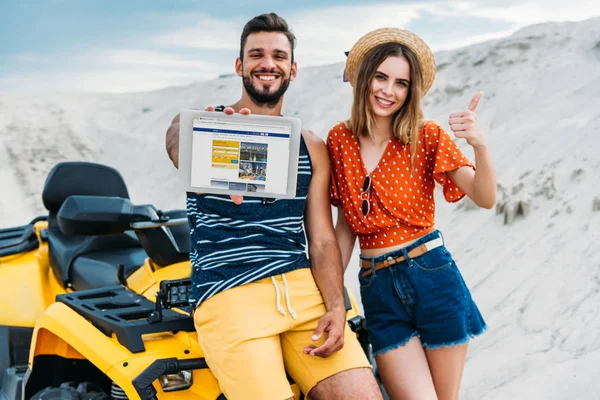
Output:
top-left (0, 162), bottom-right (369, 400)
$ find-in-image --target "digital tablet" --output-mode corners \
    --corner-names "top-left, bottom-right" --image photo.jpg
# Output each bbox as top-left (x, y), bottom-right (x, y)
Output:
top-left (178, 110), bottom-right (302, 199)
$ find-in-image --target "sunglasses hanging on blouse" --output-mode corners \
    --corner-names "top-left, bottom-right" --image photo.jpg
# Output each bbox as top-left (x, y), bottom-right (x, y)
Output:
top-left (360, 174), bottom-right (372, 217)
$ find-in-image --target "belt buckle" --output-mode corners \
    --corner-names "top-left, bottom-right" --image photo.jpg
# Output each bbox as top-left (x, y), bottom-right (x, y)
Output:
top-left (423, 237), bottom-right (443, 252)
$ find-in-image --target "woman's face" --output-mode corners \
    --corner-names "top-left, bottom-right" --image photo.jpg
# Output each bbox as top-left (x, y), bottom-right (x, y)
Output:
top-left (369, 55), bottom-right (410, 120)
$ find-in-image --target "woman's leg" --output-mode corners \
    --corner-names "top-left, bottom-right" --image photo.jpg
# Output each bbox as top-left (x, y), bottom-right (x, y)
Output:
top-left (425, 344), bottom-right (468, 400)
top-left (376, 336), bottom-right (437, 400)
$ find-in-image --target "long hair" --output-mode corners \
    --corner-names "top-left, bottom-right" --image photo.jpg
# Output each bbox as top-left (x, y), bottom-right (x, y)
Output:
top-left (348, 42), bottom-right (426, 168)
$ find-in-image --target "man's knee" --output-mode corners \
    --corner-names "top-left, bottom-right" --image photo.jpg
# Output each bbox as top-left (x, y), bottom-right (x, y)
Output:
top-left (308, 367), bottom-right (383, 400)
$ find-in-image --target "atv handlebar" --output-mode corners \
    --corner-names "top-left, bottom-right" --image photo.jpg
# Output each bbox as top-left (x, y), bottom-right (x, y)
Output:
top-left (57, 195), bottom-right (191, 267)
top-left (57, 195), bottom-right (188, 236)
top-left (130, 218), bottom-right (188, 230)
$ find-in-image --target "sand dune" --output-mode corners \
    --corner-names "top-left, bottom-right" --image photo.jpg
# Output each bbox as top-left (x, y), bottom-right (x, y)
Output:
top-left (1, 17), bottom-right (599, 399)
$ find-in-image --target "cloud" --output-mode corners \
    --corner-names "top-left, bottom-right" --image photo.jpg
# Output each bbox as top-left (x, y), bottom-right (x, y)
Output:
top-left (1, 49), bottom-right (227, 93)
top-left (11, 53), bottom-right (55, 64)
top-left (288, 3), bottom-right (435, 66)
top-left (4, 1), bottom-right (600, 94)
top-left (0, 69), bottom-right (213, 94)
top-left (285, 1), bottom-right (600, 66)
top-left (152, 13), bottom-right (243, 50)
top-left (430, 28), bottom-right (521, 51)
top-left (148, 1), bottom-right (600, 69)
top-left (450, 0), bottom-right (600, 25)
top-left (78, 49), bottom-right (217, 69)
top-left (148, 3), bottom-right (443, 67)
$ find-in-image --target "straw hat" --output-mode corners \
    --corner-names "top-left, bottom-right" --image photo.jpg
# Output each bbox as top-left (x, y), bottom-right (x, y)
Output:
top-left (345, 28), bottom-right (436, 94)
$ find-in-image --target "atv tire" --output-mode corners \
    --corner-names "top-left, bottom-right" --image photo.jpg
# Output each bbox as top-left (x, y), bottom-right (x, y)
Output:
top-left (30, 382), bottom-right (110, 400)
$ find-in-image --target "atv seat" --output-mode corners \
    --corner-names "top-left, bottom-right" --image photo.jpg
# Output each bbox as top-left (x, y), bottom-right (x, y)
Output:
top-left (42, 162), bottom-right (148, 291)
top-left (67, 208), bottom-right (190, 291)
top-left (67, 236), bottom-right (148, 291)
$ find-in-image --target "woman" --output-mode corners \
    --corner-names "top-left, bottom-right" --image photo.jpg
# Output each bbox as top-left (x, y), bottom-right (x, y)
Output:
top-left (327, 28), bottom-right (496, 400)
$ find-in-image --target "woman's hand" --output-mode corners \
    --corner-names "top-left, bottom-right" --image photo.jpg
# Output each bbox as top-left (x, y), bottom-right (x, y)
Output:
top-left (448, 91), bottom-right (486, 149)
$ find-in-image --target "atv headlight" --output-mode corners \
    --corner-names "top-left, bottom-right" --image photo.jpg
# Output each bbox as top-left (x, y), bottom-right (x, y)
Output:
top-left (161, 278), bottom-right (192, 308)
top-left (159, 370), bottom-right (193, 392)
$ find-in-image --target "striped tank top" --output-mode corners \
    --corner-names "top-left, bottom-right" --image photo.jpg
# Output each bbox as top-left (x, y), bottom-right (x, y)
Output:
top-left (187, 135), bottom-right (312, 306)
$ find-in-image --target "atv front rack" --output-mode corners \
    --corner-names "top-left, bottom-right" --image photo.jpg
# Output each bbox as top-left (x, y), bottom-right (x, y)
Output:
top-left (57, 286), bottom-right (195, 353)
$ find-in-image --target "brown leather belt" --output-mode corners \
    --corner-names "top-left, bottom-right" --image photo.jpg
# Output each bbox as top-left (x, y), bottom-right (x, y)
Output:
top-left (360, 238), bottom-right (443, 278)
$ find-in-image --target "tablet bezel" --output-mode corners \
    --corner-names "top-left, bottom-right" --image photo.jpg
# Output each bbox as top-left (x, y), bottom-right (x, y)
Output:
top-left (178, 109), bottom-right (302, 199)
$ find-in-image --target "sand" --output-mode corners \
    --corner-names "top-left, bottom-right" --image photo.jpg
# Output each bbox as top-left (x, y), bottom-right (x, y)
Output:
top-left (1, 17), bottom-right (599, 399)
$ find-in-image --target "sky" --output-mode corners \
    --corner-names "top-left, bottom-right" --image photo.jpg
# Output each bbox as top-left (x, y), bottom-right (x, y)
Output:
top-left (1, 0), bottom-right (599, 93)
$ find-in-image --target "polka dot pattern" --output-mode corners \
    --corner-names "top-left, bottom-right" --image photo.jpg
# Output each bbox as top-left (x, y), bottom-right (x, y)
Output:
top-left (327, 121), bottom-right (474, 249)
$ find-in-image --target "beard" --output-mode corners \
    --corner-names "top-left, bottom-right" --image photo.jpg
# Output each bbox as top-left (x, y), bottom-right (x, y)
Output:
top-left (242, 68), bottom-right (291, 109)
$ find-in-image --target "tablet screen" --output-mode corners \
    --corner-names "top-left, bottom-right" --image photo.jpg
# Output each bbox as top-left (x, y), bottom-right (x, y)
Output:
top-left (190, 115), bottom-right (292, 195)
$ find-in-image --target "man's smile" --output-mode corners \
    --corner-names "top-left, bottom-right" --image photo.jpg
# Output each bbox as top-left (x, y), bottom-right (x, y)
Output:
top-left (253, 73), bottom-right (281, 83)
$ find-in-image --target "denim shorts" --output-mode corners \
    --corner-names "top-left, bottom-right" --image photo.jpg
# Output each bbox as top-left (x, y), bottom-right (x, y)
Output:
top-left (359, 230), bottom-right (487, 356)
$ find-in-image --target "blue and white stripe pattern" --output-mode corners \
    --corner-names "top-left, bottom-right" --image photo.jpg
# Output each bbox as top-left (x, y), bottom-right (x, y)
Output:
top-left (187, 136), bottom-right (312, 306)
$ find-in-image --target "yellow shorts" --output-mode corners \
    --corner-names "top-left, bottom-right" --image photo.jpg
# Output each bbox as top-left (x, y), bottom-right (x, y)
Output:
top-left (193, 268), bottom-right (371, 400)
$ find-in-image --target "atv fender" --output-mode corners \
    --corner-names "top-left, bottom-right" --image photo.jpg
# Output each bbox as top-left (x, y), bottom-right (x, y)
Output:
top-left (0, 250), bottom-right (64, 328)
top-left (27, 302), bottom-right (222, 400)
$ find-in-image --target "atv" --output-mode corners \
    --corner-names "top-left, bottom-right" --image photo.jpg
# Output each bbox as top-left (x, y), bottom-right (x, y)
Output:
top-left (0, 161), bottom-right (372, 400)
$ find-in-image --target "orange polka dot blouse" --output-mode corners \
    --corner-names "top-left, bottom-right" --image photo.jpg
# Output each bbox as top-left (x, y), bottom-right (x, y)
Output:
top-left (327, 121), bottom-right (474, 249)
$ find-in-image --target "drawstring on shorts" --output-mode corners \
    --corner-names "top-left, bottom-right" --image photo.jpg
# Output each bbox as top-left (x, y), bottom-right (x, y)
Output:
top-left (271, 274), bottom-right (297, 320)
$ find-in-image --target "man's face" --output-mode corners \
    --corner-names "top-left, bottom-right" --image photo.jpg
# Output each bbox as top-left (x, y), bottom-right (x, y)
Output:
top-left (236, 32), bottom-right (297, 108)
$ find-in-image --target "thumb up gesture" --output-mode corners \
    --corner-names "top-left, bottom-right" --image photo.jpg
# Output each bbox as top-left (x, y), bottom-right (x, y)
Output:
top-left (448, 91), bottom-right (486, 149)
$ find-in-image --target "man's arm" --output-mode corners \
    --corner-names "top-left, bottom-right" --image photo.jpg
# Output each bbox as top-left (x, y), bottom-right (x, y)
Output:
top-left (302, 130), bottom-right (346, 358)
top-left (335, 209), bottom-right (357, 272)
top-left (166, 113), bottom-right (180, 168)
top-left (165, 107), bottom-right (245, 204)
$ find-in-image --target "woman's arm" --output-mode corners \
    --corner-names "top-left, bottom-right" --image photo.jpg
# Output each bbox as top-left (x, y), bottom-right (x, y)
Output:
top-left (447, 91), bottom-right (497, 209)
top-left (447, 146), bottom-right (496, 209)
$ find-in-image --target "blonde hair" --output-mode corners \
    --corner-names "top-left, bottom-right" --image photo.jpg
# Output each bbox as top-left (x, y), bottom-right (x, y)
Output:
top-left (348, 42), bottom-right (426, 168)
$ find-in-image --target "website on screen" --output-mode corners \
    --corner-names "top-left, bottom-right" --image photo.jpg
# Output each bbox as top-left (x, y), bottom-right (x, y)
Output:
top-left (190, 116), bottom-right (291, 195)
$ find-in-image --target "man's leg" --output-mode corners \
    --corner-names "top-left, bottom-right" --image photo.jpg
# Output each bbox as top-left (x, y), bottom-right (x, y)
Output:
top-left (307, 368), bottom-right (382, 400)
top-left (193, 279), bottom-right (296, 400)
top-left (283, 321), bottom-right (381, 400)
top-left (277, 269), bottom-right (382, 399)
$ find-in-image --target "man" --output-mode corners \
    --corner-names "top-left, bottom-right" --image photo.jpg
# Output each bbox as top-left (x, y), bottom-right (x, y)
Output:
top-left (165, 13), bottom-right (382, 400)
